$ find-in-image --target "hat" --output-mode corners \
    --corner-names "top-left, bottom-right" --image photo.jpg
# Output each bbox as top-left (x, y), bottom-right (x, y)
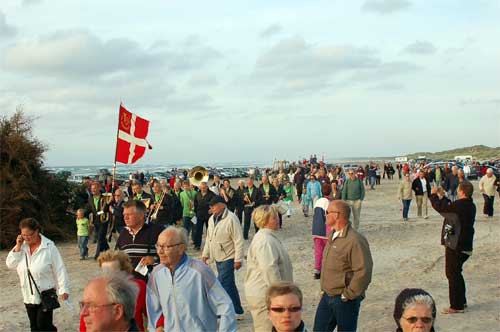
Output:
top-left (393, 288), bottom-right (436, 332)
top-left (209, 195), bottom-right (226, 206)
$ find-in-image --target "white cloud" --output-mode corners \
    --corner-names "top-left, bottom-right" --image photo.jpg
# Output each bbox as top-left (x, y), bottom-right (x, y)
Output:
top-left (362, 0), bottom-right (411, 14)
top-left (260, 24), bottom-right (283, 38)
top-left (2, 30), bottom-right (222, 78)
top-left (0, 11), bottom-right (17, 38)
top-left (403, 40), bottom-right (437, 55)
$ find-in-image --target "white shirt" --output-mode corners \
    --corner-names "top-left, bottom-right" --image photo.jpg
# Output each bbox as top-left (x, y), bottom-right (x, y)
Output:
top-left (419, 177), bottom-right (428, 193)
top-left (6, 234), bottom-right (70, 304)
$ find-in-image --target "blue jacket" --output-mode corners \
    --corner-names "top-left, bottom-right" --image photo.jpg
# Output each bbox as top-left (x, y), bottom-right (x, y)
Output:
top-left (312, 197), bottom-right (331, 237)
top-left (146, 254), bottom-right (236, 332)
top-left (306, 180), bottom-right (322, 198)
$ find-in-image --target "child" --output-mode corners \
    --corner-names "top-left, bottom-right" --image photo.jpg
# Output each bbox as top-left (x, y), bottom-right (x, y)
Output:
top-left (76, 208), bottom-right (89, 260)
top-left (301, 185), bottom-right (311, 217)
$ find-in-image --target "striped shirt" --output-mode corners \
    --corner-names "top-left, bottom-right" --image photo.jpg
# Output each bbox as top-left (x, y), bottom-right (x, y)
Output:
top-left (116, 222), bottom-right (164, 280)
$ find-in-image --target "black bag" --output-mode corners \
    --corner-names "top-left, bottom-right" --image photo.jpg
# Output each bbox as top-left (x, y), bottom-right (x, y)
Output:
top-left (25, 254), bottom-right (60, 312)
top-left (440, 213), bottom-right (461, 250)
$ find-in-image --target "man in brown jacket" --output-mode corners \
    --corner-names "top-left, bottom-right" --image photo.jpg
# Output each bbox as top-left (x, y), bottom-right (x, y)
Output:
top-left (313, 200), bottom-right (373, 332)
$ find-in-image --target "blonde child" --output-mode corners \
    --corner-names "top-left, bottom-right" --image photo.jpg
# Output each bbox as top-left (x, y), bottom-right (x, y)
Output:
top-left (76, 208), bottom-right (89, 260)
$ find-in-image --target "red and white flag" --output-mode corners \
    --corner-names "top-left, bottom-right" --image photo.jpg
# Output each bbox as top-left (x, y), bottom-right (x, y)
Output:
top-left (115, 105), bottom-right (152, 164)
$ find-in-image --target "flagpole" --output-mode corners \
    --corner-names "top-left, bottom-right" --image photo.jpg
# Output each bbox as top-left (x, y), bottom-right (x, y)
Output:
top-left (111, 102), bottom-right (122, 195)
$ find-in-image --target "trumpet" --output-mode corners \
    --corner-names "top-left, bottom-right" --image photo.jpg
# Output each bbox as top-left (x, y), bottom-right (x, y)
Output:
top-left (148, 191), bottom-right (166, 221)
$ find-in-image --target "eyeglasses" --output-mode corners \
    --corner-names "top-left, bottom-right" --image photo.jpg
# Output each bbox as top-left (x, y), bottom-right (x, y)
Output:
top-left (79, 301), bottom-right (117, 313)
top-left (155, 243), bottom-right (182, 251)
top-left (402, 316), bottom-right (433, 324)
top-left (269, 306), bottom-right (302, 313)
top-left (21, 231), bottom-right (37, 237)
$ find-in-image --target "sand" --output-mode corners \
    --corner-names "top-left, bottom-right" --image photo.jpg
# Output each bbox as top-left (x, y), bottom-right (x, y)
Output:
top-left (1, 177), bottom-right (499, 331)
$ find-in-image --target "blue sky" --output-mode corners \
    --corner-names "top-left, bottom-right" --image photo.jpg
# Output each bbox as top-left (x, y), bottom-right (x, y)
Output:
top-left (1, 0), bottom-right (499, 166)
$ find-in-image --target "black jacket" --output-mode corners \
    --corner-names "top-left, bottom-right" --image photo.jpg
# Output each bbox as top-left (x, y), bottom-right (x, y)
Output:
top-left (152, 193), bottom-right (181, 225)
top-left (430, 194), bottom-right (476, 252)
top-left (194, 190), bottom-right (215, 220)
top-left (412, 177), bottom-right (431, 197)
top-left (244, 186), bottom-right (260, 208)
top-left (258, 183), bottom-right (278, 205)
top-left (443, 173), bottom-right (459, 193)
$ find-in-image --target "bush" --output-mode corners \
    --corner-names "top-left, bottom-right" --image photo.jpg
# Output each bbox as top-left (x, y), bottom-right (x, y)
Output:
top-left (0, 109), bottom-right (77, 248)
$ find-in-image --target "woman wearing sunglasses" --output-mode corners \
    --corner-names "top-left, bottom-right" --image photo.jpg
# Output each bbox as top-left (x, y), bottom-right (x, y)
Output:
top-left (393, 288), bottom-right (437, 332)
top-left (266, 282), bottom-right (307, 332)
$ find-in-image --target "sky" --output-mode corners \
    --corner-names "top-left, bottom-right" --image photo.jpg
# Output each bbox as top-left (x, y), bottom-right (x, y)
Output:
top-left (1, 0), bottom-right (499, 166)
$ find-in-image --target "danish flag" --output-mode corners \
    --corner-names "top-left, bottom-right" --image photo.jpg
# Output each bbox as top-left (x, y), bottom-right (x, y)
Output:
top-left (115, 105), bottom-right (152, 164)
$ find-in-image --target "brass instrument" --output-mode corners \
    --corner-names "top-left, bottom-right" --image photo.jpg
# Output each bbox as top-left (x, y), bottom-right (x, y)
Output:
top-left (188, 166), bottom-right (209, 187)
top-left (149, 190), bottom-right (166, 221)
top-left (98, 193), bottom-right (113, 223)
top-left (140, 198), bottom-right (151, 209)
top-left (243, 192), bottom-right (254, 207)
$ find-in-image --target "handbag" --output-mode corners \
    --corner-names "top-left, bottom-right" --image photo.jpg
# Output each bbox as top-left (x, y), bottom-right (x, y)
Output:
top-left (25, 254), bottom-right (60, 312)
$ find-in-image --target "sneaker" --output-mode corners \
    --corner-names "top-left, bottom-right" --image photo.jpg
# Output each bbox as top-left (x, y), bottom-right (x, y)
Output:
top-left (424, 215), bottom-right (429, 219)
top-left (314, 272), bottom-right (321, 280)
top-left (236, 313), bottom-right (245, 321)
top-left (79, 257), bottom-right (84, 260)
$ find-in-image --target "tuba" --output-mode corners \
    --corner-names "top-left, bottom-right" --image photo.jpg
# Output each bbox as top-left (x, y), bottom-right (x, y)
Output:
top-left (188, 166), bottom-right (209, 187)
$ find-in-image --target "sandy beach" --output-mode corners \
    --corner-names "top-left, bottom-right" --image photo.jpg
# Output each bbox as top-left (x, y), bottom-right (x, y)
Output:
top-left (1, 177), bottom-right (499, 332)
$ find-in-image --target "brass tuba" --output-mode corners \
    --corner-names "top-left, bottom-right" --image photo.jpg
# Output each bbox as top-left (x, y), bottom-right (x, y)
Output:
top-left (188, 166), bottom-right (209, 187)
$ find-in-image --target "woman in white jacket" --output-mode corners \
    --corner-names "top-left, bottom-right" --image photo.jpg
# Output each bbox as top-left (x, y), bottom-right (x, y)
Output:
top-left (244, 205), bottom-right (293, 331)
top-left (6, 218), bottom-right (70, 332)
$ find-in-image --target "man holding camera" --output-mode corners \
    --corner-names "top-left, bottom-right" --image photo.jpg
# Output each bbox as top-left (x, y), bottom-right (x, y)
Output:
top-left (430, 182), bottom-right (476, 314)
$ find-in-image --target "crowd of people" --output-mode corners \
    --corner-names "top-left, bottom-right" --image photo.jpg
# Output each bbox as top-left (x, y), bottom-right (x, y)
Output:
top-left (5, 156), bottom-right (500, 332)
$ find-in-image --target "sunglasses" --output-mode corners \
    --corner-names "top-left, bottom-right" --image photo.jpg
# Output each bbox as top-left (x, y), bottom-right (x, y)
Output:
top-left (403, 316), bottom-right (433, 324)
top-left (269, 306), bottom-right (302, 313)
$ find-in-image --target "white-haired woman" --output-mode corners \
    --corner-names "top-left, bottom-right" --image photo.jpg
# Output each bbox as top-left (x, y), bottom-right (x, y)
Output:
top-left (393, 288), bottom-right (436, 332)
top-left (245, 205), bottom-right (293, 332)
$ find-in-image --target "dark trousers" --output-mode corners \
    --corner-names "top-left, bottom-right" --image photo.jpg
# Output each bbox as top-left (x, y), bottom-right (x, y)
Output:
top-left (445, 247), bottom-right (470, 310)
top-left (193, 217), bottom-right (208, 248)
top-left (402, 199), bottom-right (411, 219)
top-left (182, 216), bottom-right (193, 240)
top-left (296, 184), bottom-right (303, 202)
top-left (94, 221), bottom-right (110, 259)
top-left (235, 207), bottom-right (243, 225)
top-left (313, 293), bottom-right (362, 332)
top-left (92, 222), bottom-right (99, 243)
top-left (243, 206), bottom-right (254, 240)
top-left (216, 259), bottom-right (244, 314)
top-left (25, 303), bottom-right (56, 332)
top-left (483, 194), bottom-right (494, 216)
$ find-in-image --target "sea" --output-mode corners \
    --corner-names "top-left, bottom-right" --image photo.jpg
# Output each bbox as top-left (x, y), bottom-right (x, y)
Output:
top-left (45, 158), bottom-right (378, 179)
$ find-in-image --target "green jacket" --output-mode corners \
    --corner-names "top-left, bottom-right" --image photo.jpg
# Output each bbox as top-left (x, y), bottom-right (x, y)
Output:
top-left (180, 189), bottom-right (197, 217)
top-left (342, 178), bottom-right (365, 201)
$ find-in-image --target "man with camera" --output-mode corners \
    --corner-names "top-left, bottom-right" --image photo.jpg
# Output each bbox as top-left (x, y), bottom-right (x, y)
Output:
top-left (430, 182), bottom-right (476, 314)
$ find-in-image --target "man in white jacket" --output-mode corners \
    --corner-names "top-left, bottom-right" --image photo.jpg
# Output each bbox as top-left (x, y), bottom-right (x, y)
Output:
top-left (202, 196), bottom-right (245, 318)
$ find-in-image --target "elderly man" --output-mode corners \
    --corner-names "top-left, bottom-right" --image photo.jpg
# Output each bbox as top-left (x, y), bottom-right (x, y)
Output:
top-left (193, 182), bottom-right (216, 250)
top-left (430, 182), bottom-right (476, 313)
top-left (81, 272), bottom-right (139, 332)
top-left (258, 175), bottom-right (278, 206)
top-left (313, 200), bottom-right (373, 332)
top-left (105, 188), bottom-right (127, 241)
top-left (479, 168), bottom-right (498, 218)
top-left (115, 200), bottom-right (164, 280)
top-left (202, 196), bottom-right (245, 319)
top-left (341, 170), bottom-right (365, 230)
top-left (147, 227), bottom-right (236, 331)
top-left (412, 169), bottom-right (432, 219)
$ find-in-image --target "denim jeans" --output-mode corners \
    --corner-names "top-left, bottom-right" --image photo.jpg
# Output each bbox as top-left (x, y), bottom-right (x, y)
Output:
top-left (369, 176), bottom-right (376, 189)
top-left (448, 190), bottom-right (458, 202)
top-left (78, 236), bottom-right (88, 257)
top-left (216, 259), bottom-right (244, 314)
top-left (313, 293), bottom-right (362, 332)
top-left (402, 199), bottom-right (411, 219)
